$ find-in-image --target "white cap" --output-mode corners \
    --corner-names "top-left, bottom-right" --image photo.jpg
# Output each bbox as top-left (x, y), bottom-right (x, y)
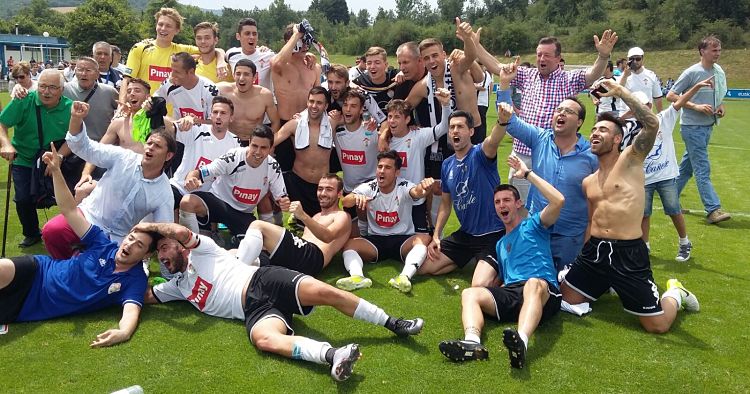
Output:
top-left (627, 47), bottom-right (644, 58)
top-left (632, 91), bottom-right (651, 105)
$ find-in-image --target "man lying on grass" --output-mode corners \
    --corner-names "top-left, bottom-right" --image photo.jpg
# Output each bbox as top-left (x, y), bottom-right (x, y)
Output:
top-left (0, 143), bottom-right (158, 347)
top-left (141, 221), bottom-right (424, 382)
top-left (439, 153), bottom-right (564, 369)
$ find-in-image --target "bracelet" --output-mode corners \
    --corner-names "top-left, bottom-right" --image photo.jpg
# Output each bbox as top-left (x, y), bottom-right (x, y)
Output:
top-left (497, 120), bottom-right (510, 126)
top-left (523, 170), bottom-right (532, 179)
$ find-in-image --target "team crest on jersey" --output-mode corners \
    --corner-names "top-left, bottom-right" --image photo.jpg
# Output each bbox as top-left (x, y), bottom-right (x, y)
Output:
top-left (375, 211), bottom-right (399, 227)
top-left (405, 138), bottom-right (412, 148)
top-left (195, 157), bottom-right (212, 170)
top-left (263, 176), bottom-right (268, 186)
top-left (505, 242), bottom-right (512, 253)
top-left (363, 138), bottom-right (370, 147)
top-left (108, 282), bottom-right (121, 294)
top-left (99, 258), bottom-right (107, 267)
top-left (148, 65), bottom-right (171, 82)
top-left (397, 151), bottom-right (408, 168)
top-left (187, 276), bottom-right (213, 311)
top-left (232, 186), bottom-right (261, 205)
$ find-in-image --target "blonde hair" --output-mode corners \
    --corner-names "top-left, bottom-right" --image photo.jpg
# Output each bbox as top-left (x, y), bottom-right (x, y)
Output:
top-left (364, 47), bottom-right (387, 61)
top-left (154, 7), bottom-right (184, 31)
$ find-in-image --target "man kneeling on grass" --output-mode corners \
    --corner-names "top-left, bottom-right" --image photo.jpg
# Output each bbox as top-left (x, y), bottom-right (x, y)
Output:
top-left (439, 154), bottom-right (564, 369)
top-left (142, 221), bottom-right (424, 381)
top-left (0, 143), bottom-right (158, 347)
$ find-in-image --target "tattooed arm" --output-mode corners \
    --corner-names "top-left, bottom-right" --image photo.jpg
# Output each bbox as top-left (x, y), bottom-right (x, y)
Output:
top-left (598, 80), bottom-right (659, 160)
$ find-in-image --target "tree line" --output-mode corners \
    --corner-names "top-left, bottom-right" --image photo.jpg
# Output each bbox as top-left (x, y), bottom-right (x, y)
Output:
top-left (0, 0), bottom-right (747, 58)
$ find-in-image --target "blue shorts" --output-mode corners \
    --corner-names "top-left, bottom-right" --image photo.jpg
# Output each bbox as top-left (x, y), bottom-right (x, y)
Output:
top-left (644, 178), bottom-right (681, 216)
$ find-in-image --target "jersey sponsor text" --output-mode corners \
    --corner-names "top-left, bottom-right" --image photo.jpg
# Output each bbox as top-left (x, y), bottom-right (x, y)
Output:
top-left (232, 186), bottom-right (261, 205)
top-left (187, 276), bottom-right (213, 311)
top-left (341, 149), bottom-right (366, 165)
top-left (375, 211), bottom-right (400, 227)
top-left (149, 65), bottom-right (171, 82)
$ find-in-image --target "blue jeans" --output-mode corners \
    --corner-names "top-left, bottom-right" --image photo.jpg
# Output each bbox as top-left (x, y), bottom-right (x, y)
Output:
top-left (644, 178), bottom-right (682, 216)
top-left (676, 124), bottom-right (721, 214)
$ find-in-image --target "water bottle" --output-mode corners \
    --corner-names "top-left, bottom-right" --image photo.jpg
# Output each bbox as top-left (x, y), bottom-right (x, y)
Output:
top-left (111, 385), bottom-right (144, 394)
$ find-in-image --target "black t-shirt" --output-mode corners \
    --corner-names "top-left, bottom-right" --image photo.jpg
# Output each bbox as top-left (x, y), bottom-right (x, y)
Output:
top-left (353, 68), bottom-right (399, 113)
top-left (393, 77), bottom-right (433, 128)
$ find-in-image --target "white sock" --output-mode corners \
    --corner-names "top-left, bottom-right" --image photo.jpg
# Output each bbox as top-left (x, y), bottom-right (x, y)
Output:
top-left (179, 211), bottom-right (200, 233)
top-left (273, 211), bottom-right (283, 225)
top-left (259, 212), bottom-right (274, 223)
top-left (464, 332), bottom-right (481, 343)
top-left (661, 288), bottom-right (682, 309)
top-left (291, 338), bottom-right (331, 364)
top-left (400, 244), bottom-right (427, 279)
top-left (236, 228), bottom-right (263, 265)
top-left (357, 219), bottom-right (368, 236)
top-left (679, 237), bottom-right (690, 245)
top-left (518, 331), bottom-right (529, 349)
top-left (352, 299), bottom-right (389, 326)
top-left (342, 249), bottom-right (365, 277)
top-left (645, 241), bottom-right (650, 250)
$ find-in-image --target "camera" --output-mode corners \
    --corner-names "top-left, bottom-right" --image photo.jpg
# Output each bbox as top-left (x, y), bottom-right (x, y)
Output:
top-left (298, 19), bottom-right (316, 47)
top-left (627, 59), bottom-right (637, 70)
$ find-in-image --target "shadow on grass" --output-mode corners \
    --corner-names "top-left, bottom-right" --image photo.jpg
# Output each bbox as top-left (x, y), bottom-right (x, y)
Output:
top-left (683, 213), bottom-right (750, 231)
top-left (141, 302), bottom-right (221, 333)
top-left (0, 320), bottom-right (40, 347)
top-left (292, 318), bottom-right (431, 355)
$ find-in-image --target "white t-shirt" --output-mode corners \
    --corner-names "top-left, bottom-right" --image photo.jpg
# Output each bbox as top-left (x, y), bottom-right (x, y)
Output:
top-left (202, 147), bottom-right (287, 213)
top-left (348, 67), bottom-right (367, 82)
top-left (644, 105), bottom-right (680, 185)
top-left (334, 125), bottom-right (379, 193)
top-left (171, 124), bottom-right (240, 195)
top-left (353, 178), bottom-right (417, 236)
top-left (152, 235), bottom-right (258, 320)
top-left (155, 75), bottom-right (219, 120)
top-left (477, 71), bottom-right (492, 107)
top-left (226, 47), bottom-right (275, 91)
top-left (617, 67), bottom-right (662, 114)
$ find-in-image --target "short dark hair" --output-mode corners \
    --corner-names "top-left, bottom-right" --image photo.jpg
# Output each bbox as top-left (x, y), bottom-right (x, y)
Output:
top-left (235, 59), bottom-right (257, 75)
top-left (283, 24), bottom-right (295, 41)
top-left (212, 95), bottom-right (234, 114)
top-left (377, 150), bottom-right (402, 169)
top-left (341, 88), bottom-right (366, 107)
top-left (449, 110), bottom-right (474, 129)
top-left (147, 129), bottom-right (178, 170)
top-left (130, 230), bottom-right (163, 253)
top-left (320, 173), bottom-right (344, 192)
top-left (564, 95), bottom-right (586, 124)
top-left (309, 86), bottom-right (331, 104)
top-left (237, 18), bottom-right (257, 34)
top-left (494, 184), bottom-right (521, 201)
top-left (385, 99), bottom-right (411, 117)
top-left (171, 52), bottom-right (196, 71)
top-left (252, 124), bottom-right (274, 145)
top-left (606, 60), bottom-right (613, 71)
top-left (698, 35), bottom-right (722, 55)
top-left (538, 36), bottom-right (562, 56)
top-left (129, 78), bottom-right (151, 93)
top-left (596, 112), bottom-right (625, 136)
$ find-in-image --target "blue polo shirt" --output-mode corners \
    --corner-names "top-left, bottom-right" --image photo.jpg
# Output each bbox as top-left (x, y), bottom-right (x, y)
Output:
top-left (506, 116), bottom-right (598, 237)
top-left (496, 213), bottom-right (557, 287)
top-left (17, 225), bottom-right (147, 322)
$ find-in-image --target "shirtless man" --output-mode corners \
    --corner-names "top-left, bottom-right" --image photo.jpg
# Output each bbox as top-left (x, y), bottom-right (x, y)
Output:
top-left (559, 80), bottom-right (699, 334)
top-left (217, 59), bottom-right (280, 142)
top-left (273, 87), bottom-right (332, 216)
top-left (236, 174), bottom-right (351, 276)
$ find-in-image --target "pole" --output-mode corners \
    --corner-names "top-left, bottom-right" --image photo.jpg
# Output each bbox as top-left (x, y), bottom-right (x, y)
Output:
top-left (2, 163), bottom-right (12, 258)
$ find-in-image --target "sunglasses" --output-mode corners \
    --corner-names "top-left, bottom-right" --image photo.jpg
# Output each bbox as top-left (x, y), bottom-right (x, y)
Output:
top-left (629, 57), bottom-right (643, 61)
top-left (13, 74), bottom-right (27, 80)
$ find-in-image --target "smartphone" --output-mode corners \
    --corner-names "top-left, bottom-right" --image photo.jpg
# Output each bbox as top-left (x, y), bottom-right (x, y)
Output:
top-left (591, 85), bottom-right (608, 99)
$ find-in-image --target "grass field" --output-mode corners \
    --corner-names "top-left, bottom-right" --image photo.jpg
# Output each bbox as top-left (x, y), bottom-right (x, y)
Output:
top-left (1, 93), bottom-right (749, 391)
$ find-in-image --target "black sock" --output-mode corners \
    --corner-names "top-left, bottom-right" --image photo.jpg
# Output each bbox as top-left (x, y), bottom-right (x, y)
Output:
top-left (385, 317), bottom-right (397, 331)
top-left (325, 347), bottom-right (336, 365)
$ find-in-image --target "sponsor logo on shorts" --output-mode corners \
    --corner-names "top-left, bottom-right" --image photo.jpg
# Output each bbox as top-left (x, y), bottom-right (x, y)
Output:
top-left (397, 151), bottom-right (408, 168)
top-left (341, 149), bottom-right (366, 165)
top-left (148, 65), bottom-right (171, 82)
top-left (179, 107), bottom-right (205, 120)
top-left (375, 210), bottom-right (399, 227)
top-left (188, 276), bottom-right (213, 311)
top-left (232, 186), bottom-right (261, 205)
top-left (195, 157), bottom-right (212, 170)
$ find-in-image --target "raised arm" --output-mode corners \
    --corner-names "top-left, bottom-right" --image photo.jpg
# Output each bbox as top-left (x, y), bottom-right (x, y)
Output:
top-left (409, 178), bottom-right (435, 200)
top-left (482, 102), bottom-right (513, 159)
top-left (132, 222), bottom-right (197, 248)
top-left (508, 155), bottom-right (564, 228)
top-left (43, 142), bottom-right (91, 238)
top-left (600, 80), bottom-right (658, 158)
top-left (471, 28), bottom-right (504, 76)
top-left (454, 18), bottom-right (478, 74)
top-left (672, 76), bottom-right (714, 111)
top-left (271, 24), bottom-right (302, 72)
top-left (68, 100), bottom-right (89, 136)
top-left (90, 302), bottom-right (141, 348)
top-left (585, 29), bottom-right (618, 87)
top-left (289, 201), bottom-right (349, 243)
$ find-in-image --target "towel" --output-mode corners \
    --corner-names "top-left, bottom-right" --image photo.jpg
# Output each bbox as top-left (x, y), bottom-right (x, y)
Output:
top-left (294, 109), bottom-right (333, 150)
top-left (713, 63), bottom-right (727, 107)
top-left (561, 300), bottom-right (592, 316)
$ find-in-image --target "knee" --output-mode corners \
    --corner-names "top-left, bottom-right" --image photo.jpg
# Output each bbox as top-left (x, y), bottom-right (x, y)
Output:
top-left (179, 196), bottom-right (199, 212)
top-left (641, 319), bottom-right (670, 334)
top-left (251, 330), bottom-right (280, 352)
top-left (525, 278), bottom-right (548, 296)
top-left (461, 288), bottom-right (484, 305)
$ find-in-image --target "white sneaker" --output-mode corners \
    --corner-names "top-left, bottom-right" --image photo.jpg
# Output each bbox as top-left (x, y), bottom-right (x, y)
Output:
top-left (667, 279), bottom-right (700, 312)
top-left (330, 344), bottom-right (360, 381)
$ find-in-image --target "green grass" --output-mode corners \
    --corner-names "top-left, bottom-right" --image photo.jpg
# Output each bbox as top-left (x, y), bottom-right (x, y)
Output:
top-left (1, 95), bottom-right (750, 391)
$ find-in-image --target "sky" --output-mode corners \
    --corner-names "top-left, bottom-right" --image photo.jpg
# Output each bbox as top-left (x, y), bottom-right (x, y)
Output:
top-left (180, 0), bottom-right (440, 18)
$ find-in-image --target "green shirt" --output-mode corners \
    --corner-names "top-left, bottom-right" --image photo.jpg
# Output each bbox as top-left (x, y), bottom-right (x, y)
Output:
top-left (0, 91), bottom-right (72, 167)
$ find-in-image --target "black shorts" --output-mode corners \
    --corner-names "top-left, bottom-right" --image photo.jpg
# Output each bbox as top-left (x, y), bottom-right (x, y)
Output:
top-left (243, 266), bottom-right (313, 342)
top-left (440, 229), bottom-right (503, 268)
top-left (412, 202), bottom-right (429, 233)
top-left (193, 191), bottom-right (256, 236)
top-left (362, 234), bottom-right (412, 262)
top-left (275, 119), bottom-right (295, 172)
top-left (563, 237), bottom-right (663, 316)
top-left (486, 281), bottom-right (561, 323)
top-left (263, 230), bottom-right (325, 276)
top-left (284, 171), bottom-right (321, 216)
top-left (171, 184), bottom-right (184, 210)
top-left (0, 256), bottom-right (38, 324)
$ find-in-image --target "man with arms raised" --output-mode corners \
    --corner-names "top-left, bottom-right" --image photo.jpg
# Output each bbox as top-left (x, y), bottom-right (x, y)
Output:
top-left (439, 155), bottom-right (564, 369)
top-left (217, 59), bottom-right (279, 143)
top-left (336, 151), bottom-right (436, 293)
top-left (273, 87), bottom-right (332, 217)
top-left (271, 23), bottom-right (321, 172)
top-left (561, 80), bottom-right (699, 334)
top-left (143, 221), bottom-right (423, 381)
top-left (0, 143), bottom-right (158, 348)
top-left (235, 174), bottom-right (351, 276)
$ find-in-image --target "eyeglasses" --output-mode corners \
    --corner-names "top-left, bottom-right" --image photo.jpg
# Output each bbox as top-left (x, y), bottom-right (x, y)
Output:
top-left (12, 74), bottom-right (26, 80)
top-left (38, 85), bottom-right (61, 92)
top-left (554, 107), bottom-right (578, 116)
top-left (629, 56), bottom-right (643, 61)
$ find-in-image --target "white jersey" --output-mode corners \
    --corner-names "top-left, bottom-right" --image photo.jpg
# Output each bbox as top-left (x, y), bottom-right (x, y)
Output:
top-left (353, 178), bottom-right (417, 236)
top-left (622, 105), bottom-right (680, 185)
top-left (155, 75), bottom-right (219, 120)
top-left (152, 235), bottom-right (258, 320)
top-left (334, 124), bottom-right (379, 193)
top-left (226, 47), bottom-right (275, 91)
top-left (389, 119), bottom-right (448, 204)
top-left (202, 147), bottom-right (287, 213)
top-left (170, 124), bottom-right (240, 195)
top-left (616, 67), bottom-right (662, 114)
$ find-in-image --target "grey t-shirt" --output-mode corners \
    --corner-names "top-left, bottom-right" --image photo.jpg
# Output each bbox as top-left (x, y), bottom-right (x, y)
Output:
top-left (670, 63), bottom-right (719, 126)
top-left (63, 82), bottom-right (118, 141)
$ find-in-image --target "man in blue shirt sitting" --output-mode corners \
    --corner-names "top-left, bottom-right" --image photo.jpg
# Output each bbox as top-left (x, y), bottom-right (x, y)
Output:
top-left (0, 139), bottom-right (160, 347)
top-left (439, 153), bottom-right (565, 369)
